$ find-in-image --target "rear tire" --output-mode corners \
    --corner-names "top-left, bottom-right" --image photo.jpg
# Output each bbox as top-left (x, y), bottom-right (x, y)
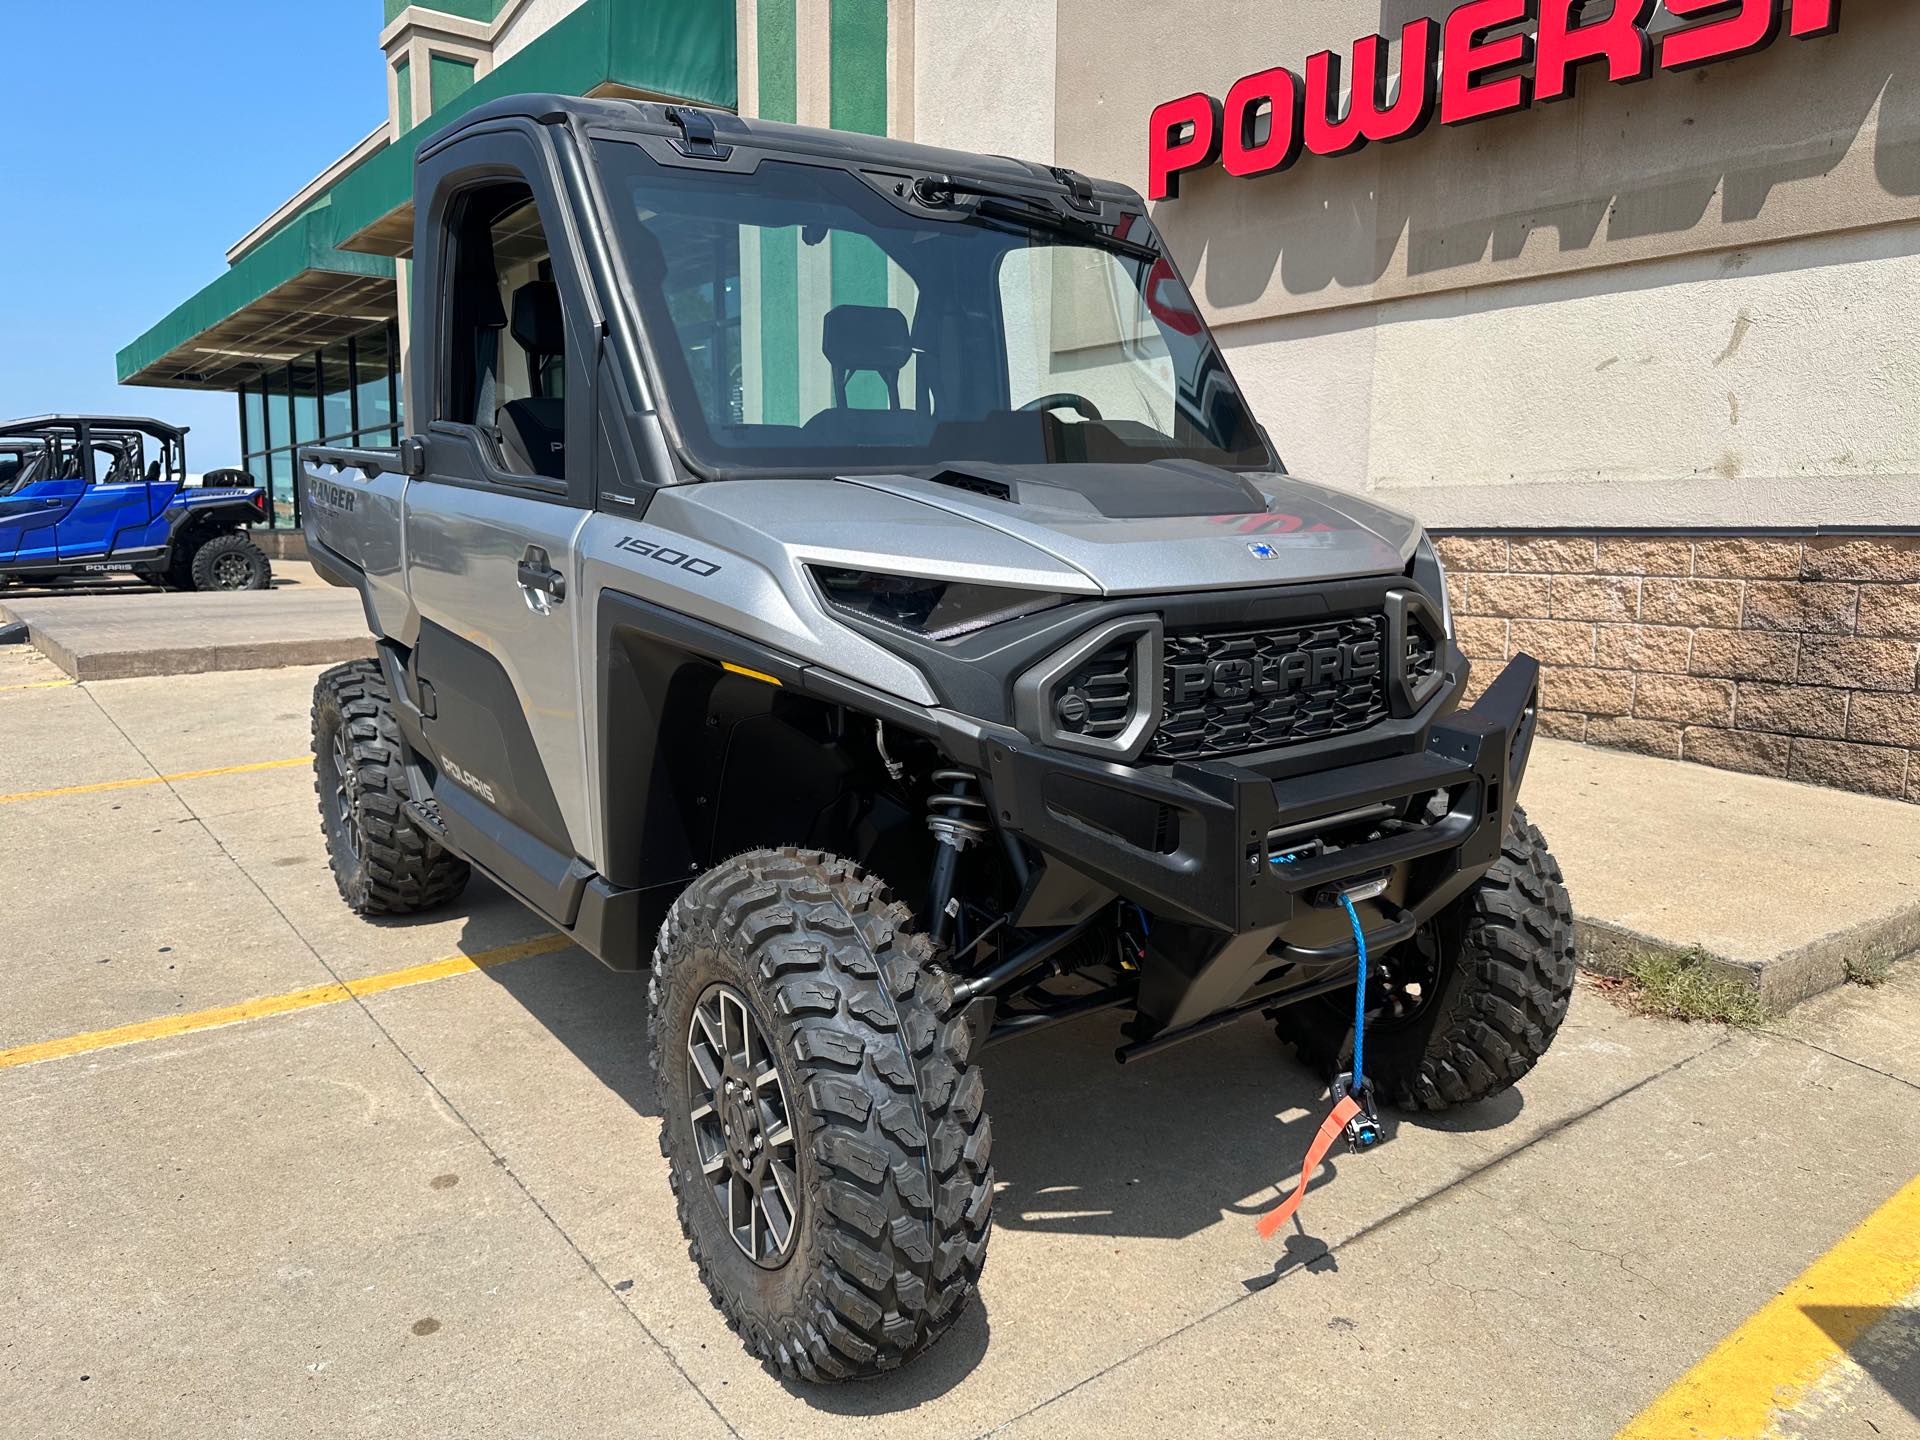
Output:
top-left (191, 532), bottom-right (271, 591)
top-left (156, 545), bottom-right (197, 591)
top-left (1274, 808), bottom-right (1576, 1111)
top-left (650, 847), bottom-right (993, 1381)
top-left (313, 659), bottom-right (470, 916)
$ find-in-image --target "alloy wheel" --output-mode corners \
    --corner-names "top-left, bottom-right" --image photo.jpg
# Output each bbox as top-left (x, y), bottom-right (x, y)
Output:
top-left (212, 552), bottom-right (253, 589)
top-left (324, 725), bottom-right (362, 863)
top-left (686, 984), bottom-right (800, 1267)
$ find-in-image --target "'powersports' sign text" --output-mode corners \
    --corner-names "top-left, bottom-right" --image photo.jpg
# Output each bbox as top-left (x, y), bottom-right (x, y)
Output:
top-left (1148, 0), bottom-right (1841, 200)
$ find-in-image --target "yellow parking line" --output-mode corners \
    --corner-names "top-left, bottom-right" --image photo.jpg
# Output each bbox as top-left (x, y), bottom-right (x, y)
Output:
top-left (0, 933), bottom-right (574, 1073)
top-left (0, 679), bottom-right (76, 693)
top-left (0, 755), bottom-right (308, 806)
top-left (1617, 1172), bottom-right (1920, 1439)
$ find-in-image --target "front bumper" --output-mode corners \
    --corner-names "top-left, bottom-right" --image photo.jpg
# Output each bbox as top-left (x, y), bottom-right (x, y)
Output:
top-left (982, 653), bottom-right (1542, 1032)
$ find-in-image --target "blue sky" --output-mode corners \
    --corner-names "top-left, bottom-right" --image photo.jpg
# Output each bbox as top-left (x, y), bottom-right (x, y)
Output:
top-left (0, 3), bottom-right (387, 471)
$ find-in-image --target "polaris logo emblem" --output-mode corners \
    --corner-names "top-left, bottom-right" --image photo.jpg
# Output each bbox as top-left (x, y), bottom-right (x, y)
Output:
top-left (441, 758), bottom-right (497, 805)
top-left (1170, 639), bottom-right (1383, 705)
top-left (1247, 542), bottom-right (1277, 559)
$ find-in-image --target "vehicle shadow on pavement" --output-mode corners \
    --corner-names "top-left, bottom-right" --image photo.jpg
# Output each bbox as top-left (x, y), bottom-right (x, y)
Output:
top-left (469, 937), bottom-right (1528, 1409)
top-left (1803, 1304), bottom-right (1920, 1422)
top-left (480, 945), bottom-right (662, 1119)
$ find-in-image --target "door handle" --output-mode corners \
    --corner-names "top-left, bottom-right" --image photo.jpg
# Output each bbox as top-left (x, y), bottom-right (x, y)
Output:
top-left (517, 552), bottom-right (567, 602)
top-left (42, 498), bottom-right (63, 508)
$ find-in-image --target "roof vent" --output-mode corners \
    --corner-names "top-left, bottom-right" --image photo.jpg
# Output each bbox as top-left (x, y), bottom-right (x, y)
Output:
top-left (927, 468), bottom-right (1015, 503)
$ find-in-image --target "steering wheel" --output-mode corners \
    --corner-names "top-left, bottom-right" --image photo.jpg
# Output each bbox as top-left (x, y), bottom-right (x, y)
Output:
top-left (1018, 392), bottom-right (1104, 422)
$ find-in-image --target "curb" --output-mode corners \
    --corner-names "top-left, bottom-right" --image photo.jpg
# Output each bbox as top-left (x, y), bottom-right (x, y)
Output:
top-left (1576, 908), bottom-right (1920, 1012)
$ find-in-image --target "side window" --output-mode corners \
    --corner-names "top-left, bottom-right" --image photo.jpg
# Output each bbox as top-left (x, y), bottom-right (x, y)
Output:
top-left (440, 184), bottom-right (569, 481)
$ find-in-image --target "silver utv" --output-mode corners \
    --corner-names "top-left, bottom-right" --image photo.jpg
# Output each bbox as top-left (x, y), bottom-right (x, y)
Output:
top-left (300, 96), bottom-right (1573, 1383)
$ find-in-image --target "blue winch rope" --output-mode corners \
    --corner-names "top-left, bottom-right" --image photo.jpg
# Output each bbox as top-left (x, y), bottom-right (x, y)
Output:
top-left (1269, 852), bottom-right (1368, 1097)
top-left (1337, 892), bottom-right (1367, 1097)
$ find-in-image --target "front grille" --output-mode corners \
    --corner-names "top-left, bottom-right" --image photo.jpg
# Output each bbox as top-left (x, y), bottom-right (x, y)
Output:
top-left (1146, 613), bottom-right (1389, 762)
top-left (1054, 637), bottom-right (1137, 745)
top-left (1405, 621), bottom-right (1440, 693)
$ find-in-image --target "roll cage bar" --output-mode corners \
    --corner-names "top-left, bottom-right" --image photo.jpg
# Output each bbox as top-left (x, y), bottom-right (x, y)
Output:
top-left (0, 416), bottom-right (189, 485)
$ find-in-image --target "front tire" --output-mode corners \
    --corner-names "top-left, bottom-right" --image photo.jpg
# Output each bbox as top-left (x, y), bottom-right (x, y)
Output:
top-left (312, 659), bottom-right (470, 916)
top-left (650, 848), bottom-right (993, 1381)
top-left (1275, 808), bottom-right (1576, 1111)
top-left (191, 531), bottom-right (271, 591)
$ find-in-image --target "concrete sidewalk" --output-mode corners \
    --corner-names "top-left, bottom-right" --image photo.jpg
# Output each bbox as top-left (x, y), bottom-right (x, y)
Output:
top-left (1, 660), bottom-right (1917, 1437)
top-left (1524, 739), bottom-right (1920, 1007)
top-left (0, 561), bottom-right (369, 679)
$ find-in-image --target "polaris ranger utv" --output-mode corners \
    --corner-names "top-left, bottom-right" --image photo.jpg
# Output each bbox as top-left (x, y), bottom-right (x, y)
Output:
top-left (300, 96), bottom-right (1573, 1382)
top-left (0, 416), bottom-right (271, 590)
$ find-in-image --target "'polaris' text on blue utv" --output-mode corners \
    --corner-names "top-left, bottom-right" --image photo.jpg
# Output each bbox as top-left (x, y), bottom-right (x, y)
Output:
top-left (0, 416), bottom-right (272, 591)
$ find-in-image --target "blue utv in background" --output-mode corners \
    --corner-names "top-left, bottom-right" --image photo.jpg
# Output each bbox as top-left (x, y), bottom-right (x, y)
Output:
top-left (0, 416), bottom-right (272, 591)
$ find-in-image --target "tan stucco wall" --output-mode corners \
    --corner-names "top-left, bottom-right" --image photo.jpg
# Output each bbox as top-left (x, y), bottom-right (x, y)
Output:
top-left (1047, 0), bottom-right (1920, 529)
top-left (494, 0), bottom-right (589, 62)
top-left (907, 0), bottom-right (1057, 160)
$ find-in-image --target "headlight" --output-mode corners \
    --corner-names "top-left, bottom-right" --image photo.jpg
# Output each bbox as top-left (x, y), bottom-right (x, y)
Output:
top-left (1410, 534), bottom-right (1453, 639)
top-left (810, 567), bottom-right (1065, 642)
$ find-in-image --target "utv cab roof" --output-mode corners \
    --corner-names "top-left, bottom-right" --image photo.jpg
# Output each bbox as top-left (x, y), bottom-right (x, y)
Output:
top-left (387, 94), bottom-right (1127, 259)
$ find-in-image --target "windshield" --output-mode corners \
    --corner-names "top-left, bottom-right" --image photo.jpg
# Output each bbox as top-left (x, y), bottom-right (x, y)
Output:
top-left (594, 143), bottom-right (1271, 476)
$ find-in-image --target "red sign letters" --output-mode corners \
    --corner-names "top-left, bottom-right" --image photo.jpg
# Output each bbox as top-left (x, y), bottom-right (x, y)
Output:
top-left (1149, 0), bottom-right (1843, 201)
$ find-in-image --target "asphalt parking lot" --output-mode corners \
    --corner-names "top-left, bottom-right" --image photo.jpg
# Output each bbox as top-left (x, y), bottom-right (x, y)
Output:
top-left (2, 644), bottom-right (1917, 1439)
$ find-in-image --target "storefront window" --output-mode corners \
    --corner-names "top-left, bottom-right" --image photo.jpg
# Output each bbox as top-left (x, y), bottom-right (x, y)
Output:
top-left (321, 343), bottom-right (354, 440)
top-left (231, 323), bottom-right (402, 528)
top-left (267, 450), bottom-right (296, 528)
top-left (290, 359), bottom-right (320, 445)
top-left (242, 384), bottom-right (266, 454)
top-left (353, 327), bottom-right (396, 443)
top-left (265, 371), bottom-right (293, 459)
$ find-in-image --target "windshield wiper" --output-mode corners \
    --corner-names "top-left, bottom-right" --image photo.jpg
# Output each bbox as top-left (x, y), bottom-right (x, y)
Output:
top-left (912, 172), bottom-right (1161, 264)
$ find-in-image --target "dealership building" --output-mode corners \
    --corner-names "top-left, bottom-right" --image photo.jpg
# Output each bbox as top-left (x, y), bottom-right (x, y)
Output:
top-left (119, 0), bottom-right (1919, 800)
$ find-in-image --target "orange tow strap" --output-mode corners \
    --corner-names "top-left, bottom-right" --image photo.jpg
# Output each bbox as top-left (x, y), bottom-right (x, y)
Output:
top-left (1256, 1094), bottom-right (1362, 1240)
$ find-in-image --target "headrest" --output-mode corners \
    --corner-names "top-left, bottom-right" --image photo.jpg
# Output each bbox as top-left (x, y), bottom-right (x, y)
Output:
top-left (822, 305), bottom-right (912, 376)
top-left (511, 280), bottom-right (564, 356)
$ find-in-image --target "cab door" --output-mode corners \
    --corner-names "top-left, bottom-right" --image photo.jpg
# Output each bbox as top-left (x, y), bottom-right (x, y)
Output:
top-left (401, 133), bottom-right (598, 924)
top-left (0, 479), bottom-right (81, 563)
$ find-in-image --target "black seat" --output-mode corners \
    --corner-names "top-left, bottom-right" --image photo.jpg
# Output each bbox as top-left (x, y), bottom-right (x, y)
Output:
top-left (499, 282), bottom-right (566, 479)
top-left (499, 397), bottom-right (565, 480)
top-left (822, 305), bottom-right (912, 410)
top-left (511, 280), bottom-right (564, 366)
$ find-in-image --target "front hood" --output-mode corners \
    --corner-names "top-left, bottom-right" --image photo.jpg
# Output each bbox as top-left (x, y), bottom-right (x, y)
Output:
top-left (840, 465), bottom-right (1421, 596)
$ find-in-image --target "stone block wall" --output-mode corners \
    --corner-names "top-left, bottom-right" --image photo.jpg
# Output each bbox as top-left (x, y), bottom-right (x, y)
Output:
top-left (1434, 534), bottom-right (1920, 803)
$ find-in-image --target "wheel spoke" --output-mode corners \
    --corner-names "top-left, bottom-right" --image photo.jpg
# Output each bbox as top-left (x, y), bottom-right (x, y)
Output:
top-left (732, 1172), bottom-right (757, 1254)
top-left (756, 1188), bottom-right (791, 1254)
top-left (720, 991), bottom-right (748, 1068)
top-left (686, 1041), bottom-right (723, 1097)
top-left (691, 1001), bottom-right (725, 1059)
top-left (767, 1157), bottom-right (798, 1217)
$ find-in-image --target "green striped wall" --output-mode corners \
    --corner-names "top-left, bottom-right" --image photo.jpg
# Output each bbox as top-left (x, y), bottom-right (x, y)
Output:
top-left (757, 0), bottom-right (799, 425)
top-left (429, 54), bottom-right (477, 112)
top-left (756, 0), bottom-right (891, 422)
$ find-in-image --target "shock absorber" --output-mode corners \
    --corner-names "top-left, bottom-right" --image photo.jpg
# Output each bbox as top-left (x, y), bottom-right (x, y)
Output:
top-left (925, 769), bottom-right (988, 949)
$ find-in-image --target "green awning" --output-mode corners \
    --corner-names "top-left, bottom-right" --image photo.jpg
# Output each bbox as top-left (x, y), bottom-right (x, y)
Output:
top-left (118, 0), bottom-right (736, 389)
top-left (115, 209), bottom-right (396, 389)
top-left (330, 0), bottom-right (738, 257)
